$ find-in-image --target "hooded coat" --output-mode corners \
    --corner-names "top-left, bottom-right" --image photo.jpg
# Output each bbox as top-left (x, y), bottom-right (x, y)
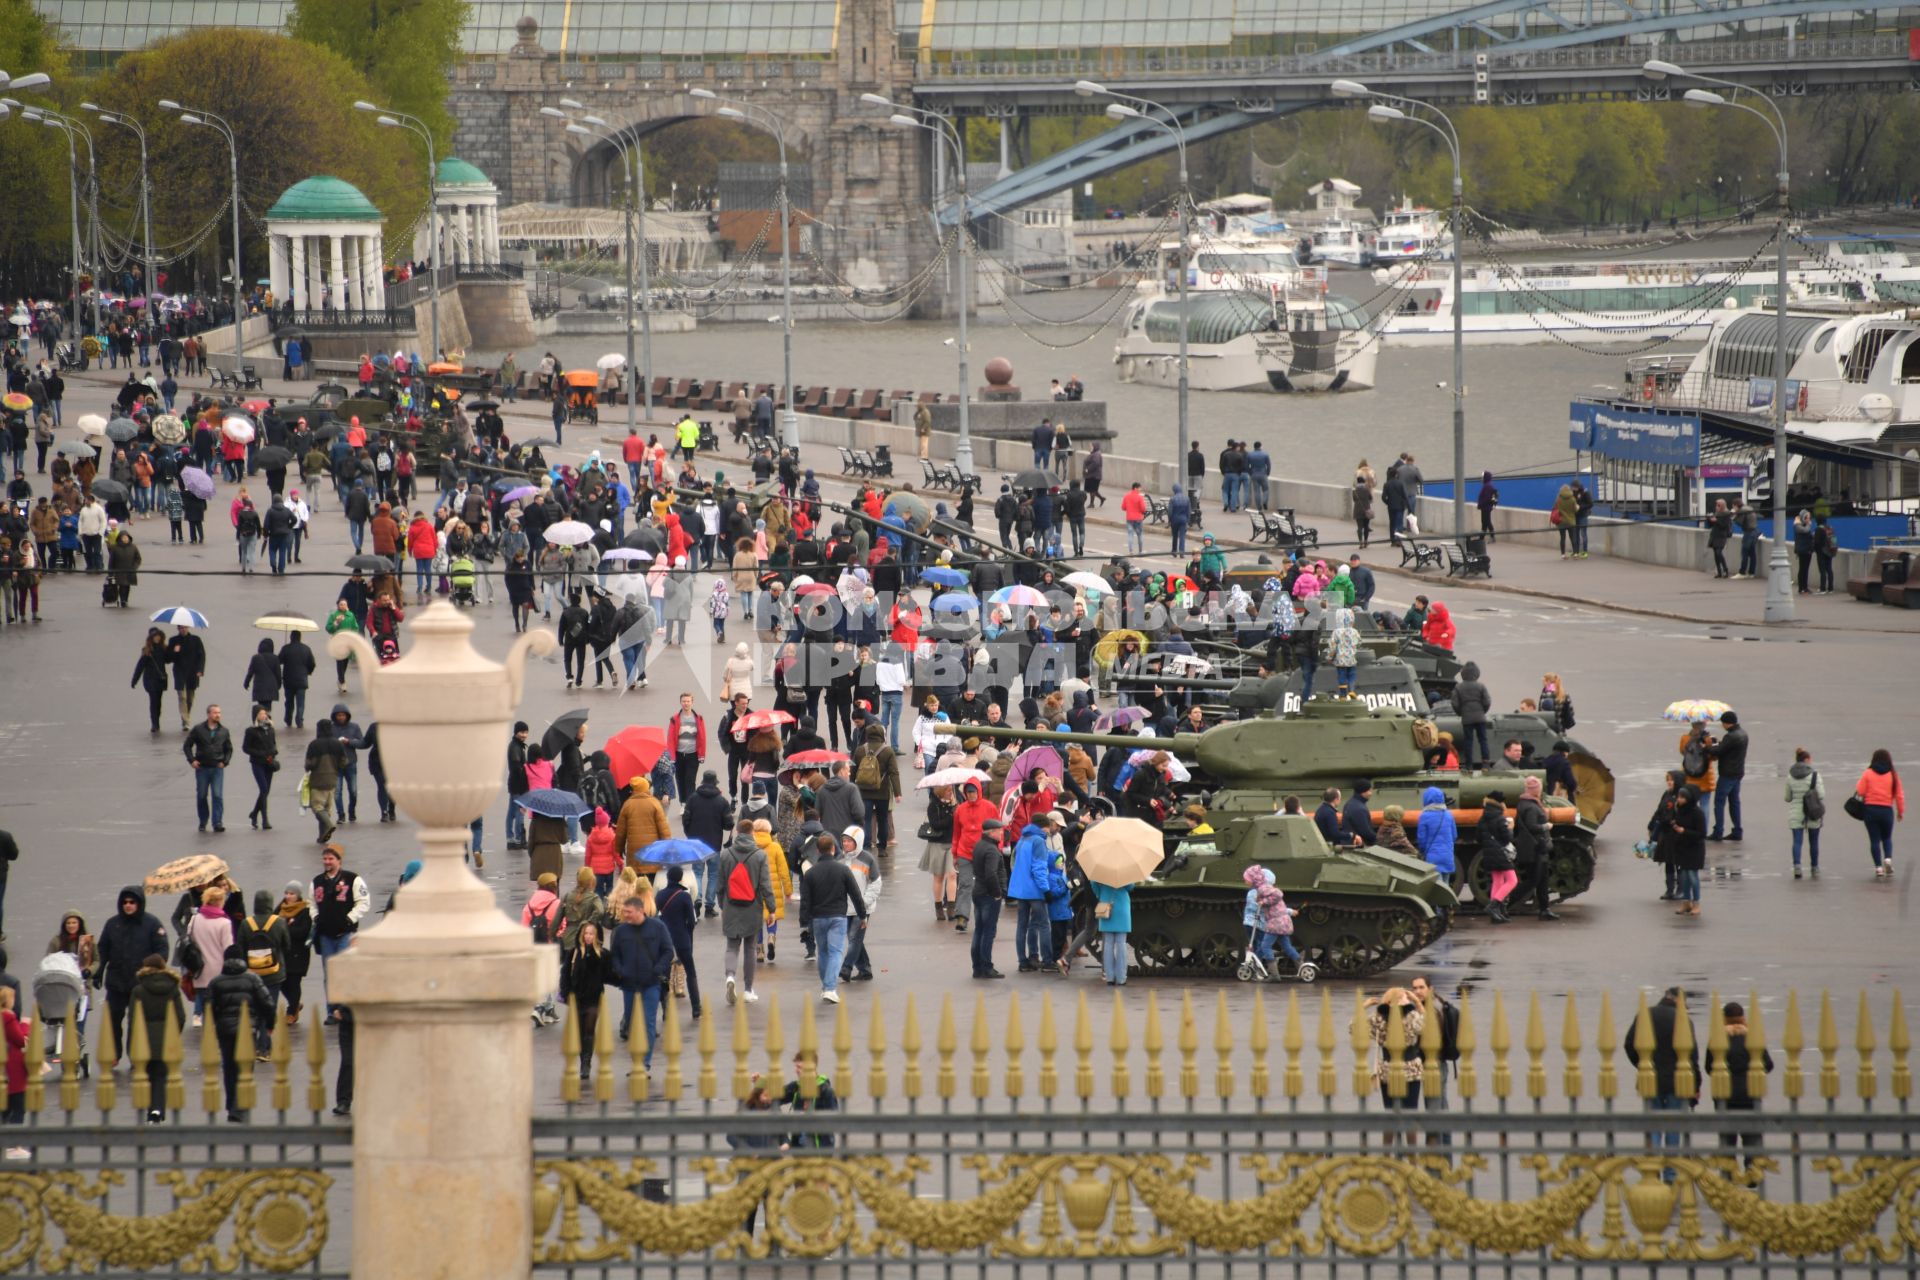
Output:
top-left (614, 778), bottom-right (673, 866)
top-left (1007, 823), bottom-right (1055, 901)
top-left (97, 886), bottom-right (168, 998)
top-left (713, 831), bottom-right (775, 940)
top-left (1421, 603), bottom-right (1456, 651)
top-left (243, 639), bottom-right (282, 705)
top-left (1453, 662), bottom-right (1491, 727)
top-left (128, 960), bottom-right (186, 1064)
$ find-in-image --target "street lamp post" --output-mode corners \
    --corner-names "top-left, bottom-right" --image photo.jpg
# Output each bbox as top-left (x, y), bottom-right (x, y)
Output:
top-left (355, 101), bottom-right (439, 361)
top-left (1333, 79), bottom-right (1467, 540)
top-left (84, 105), bottom-right (156, 309)
top-left (32, 107), bottom-right (101, 343)
top-left (691, 88), bottom-right (798, 450)
top-left (1075, 80), bottom-right (1192, 491)
top-left (1645, 59), bottom-right (1795, 625)
top-left (864, 93), bottom-right (976, 481)
top-left (160, 100), bottom-right (244, 369)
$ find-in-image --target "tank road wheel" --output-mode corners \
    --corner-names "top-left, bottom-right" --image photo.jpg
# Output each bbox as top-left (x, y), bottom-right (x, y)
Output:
top-left (1304, 903), bottom-right (1335, 927)
top-left (1548, 847), bottom-right (1592, 900)
top-left (1195, 932), bottom-right (1240, 973)
top-left (1462, 853), bottom-right (1491, 913)
top-left (1133, 933), bottom-right (1182, 973)
top-left (1325, 933), bottom-right (1371, 976)
top-left (1378, 911), bottom-right (1420, 960)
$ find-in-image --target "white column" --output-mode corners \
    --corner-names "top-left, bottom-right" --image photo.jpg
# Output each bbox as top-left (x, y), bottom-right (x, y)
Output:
top-left (289, 235), bottom-right (308, 311)
top-left (484, 204), bottom-right (499, 263)
top-left (363, 238), bottom-right (381, 313)
top-left (329, 235), bottom-right (345, 310)
top-left (460, 205), bottom-right (474, 267)
top-left (306, 237), bottom-right (323, 314)
top-left (269, 234), bottom-right (289, 308)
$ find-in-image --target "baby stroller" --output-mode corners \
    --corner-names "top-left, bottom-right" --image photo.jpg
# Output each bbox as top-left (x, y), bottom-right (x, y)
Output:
top-left (448, 555), bottom-right (477, 608)
top-left (33, 952), bottom-right (90, 1078)
top-left (1235, 927), bottom-right (1319, 984)
top-left (566, 386), bottom-right (599, 425)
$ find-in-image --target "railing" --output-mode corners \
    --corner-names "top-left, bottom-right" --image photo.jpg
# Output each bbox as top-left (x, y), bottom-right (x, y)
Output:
top-left (529, 984), bottom-right (1920, 1270)
top-left (271, 307), bottom-right (414, 332)
top-left (453, 262), bottom-right (528, 281)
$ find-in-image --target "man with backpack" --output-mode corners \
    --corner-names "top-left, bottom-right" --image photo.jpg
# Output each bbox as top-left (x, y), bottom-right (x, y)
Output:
top-left (850, 722), bottom-right (900, 853)
top-left (713, 818), bottom-right (773, 1007)
top-left (521, 872), bottom-right (562, 1026)
top-left (239, 891), bottom-right (288, 1058)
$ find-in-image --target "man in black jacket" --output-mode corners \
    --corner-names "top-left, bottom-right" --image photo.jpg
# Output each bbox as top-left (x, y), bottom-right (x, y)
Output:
top-left (95, 885), bottom-right (167, 1063)
top-left (1708, 709), bottom-right (1747, 843)
top-left (165, 625), bottom-right (206, 731)
top-left (183, 704), bottom-right (233, 832)
top-left (1452, 662), bottom-right (1493, 770)
top-left (278, 633), bottom-right (315, 729)
top-left (1624, 986), bottom-right (1701, 1176)
top-left (969, 818), bottom-right (1007, 979)
top-left (798, 837), bottom-right (868, 1004)
top-left (505, 722), bottom-right (531, 849)
top-left (1511, 778), bottom-right (1560, 921)
top-left (1342, 780), bottom-right (1379, 847)
top-left (207, 945), bottom-right (273, 1120)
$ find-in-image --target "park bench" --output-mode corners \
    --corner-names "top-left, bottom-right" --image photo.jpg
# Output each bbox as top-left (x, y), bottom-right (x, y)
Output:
top-left (1401, 539), bottom-right (1444, 572)
top-left (1446, 536), bottom-right (1493, 578)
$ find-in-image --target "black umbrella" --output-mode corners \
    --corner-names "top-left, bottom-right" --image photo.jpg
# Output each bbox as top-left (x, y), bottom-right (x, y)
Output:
top-left (467, 399), bottom-right (499, 412)
top-left (309, 421), bottom-right (345, 442)
top-left (621, 526), bottom-right (664, 553)
top-left (347, 554), bottom-right (395, 573)
top-left (105, 418), bottom-right (140, 444)
top-left (91, 478), bottom-right (130, 502)
top-left (254, 445), bottom-right (294, 469)
top-left (1012, 469), bottom-right (1053, 491)
top-left (542, 707), bottom-right (591, 758)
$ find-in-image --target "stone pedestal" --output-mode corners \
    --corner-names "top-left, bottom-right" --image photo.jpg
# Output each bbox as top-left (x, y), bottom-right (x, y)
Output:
top-left (328, 604), bottom-right (557, 1280)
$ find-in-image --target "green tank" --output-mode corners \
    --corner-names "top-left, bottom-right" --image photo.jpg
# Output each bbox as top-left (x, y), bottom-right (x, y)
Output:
top-left (965, 697), bottom-right (1601, 906)
top-left (1117, 812), bottom-right (1456, 979)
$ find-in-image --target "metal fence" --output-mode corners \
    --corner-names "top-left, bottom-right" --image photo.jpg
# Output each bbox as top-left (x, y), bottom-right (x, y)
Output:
top-left (269, 308), bottom-right (412, 334)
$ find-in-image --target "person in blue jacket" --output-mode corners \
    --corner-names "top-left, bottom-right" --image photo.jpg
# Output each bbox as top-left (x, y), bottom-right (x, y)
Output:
top-left (608, 891), bottom-right (675, 1068)
top-left (1091, 879), bottom-right (1133, 985)
top-left (1045, 847), bottom-right (1074, 965)
top-left (1007, 813), bottom-right (1060, 972)
top-left (1414, 786), bottom-right (1459, 890)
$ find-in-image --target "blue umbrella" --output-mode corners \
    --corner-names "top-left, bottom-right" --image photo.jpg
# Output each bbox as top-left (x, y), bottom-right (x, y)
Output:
top-left (921, 565), bottom-right (969, 588)
top-left (514, 788), bottom-right (592, 818)
top-left (150, 606), bottom-right (209, 628)
top-left (637, 838), bottom-right (717, 866)
top-left (930, 593), bottom-right (979, 613)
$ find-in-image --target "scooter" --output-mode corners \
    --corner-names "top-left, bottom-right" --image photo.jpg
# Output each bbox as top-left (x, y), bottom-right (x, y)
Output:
top-left (1235, 927), bottom-right (1319, 983)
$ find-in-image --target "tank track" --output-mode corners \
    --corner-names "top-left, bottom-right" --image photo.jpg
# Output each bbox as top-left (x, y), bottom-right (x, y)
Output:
top-left (1126, 890), bottom-right (1446, 980)
top-left (1457, 833), bottom-right (1598, 911)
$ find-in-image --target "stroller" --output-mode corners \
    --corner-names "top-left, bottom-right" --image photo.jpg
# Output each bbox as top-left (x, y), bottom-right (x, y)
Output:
top-left (566, 385), bottom-right (599, 425)
top-left (32, 952), bottom-right (90, 1077)
top-left (1235, 926), bottom-right (1319, 984)
top-left (448, 555), bottom-right (477, 607)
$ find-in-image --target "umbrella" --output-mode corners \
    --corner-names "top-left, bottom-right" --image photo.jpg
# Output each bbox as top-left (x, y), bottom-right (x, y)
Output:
top-left (1128, 748), bottom-right (1191, 783)
top-left (919, 767), bottom-right (989, 790)
top-left (788, 575), bottom-right (816, 590)
top-left (152, 414), bottom-right (186, 445)
top-left (734, 709), bottom-right (795, 733)
top-left (1002, 745), bottom-right (1064, 794)
top-left (621, 526), bottom-right (664, 553)
top-left (542, 708), bottom-right (592, 757)
top-left (180, 467), bottom-right (216, 499)
top-left (501, 484), bottom-right (541, 504)
top-left (254, 611), bottom-right (318, 633)
top-left (1663, 699), bottom-right (1731, 723)
top-left (309, 421), bottom-right (345, 442)
top-left (254, 445), bottom-right (294, 469)
top-left (599, 547), bottom-right (653, 563)
top-left (1074, 817), bottom-right (1164, 889)
top-left (990, 584), bottom-right (1048, 609)
top-left (74, 412), bottom-right (108, 434)
top-left (515, 788), bottom-right (592, 819)
top-left (1094, 706), bottom-right (1149, 732)
top-left (1161, 654), bottom-right (1212, 676)
top-left (1012, 468), bottom-right (1053, 491)
top-left (1064, 571), bottom-right (1111, 595)
top-left (543, 520), bottom-right (595, 546)
top-left (636, 838), bottom-right (716, 866)
top-left (596, 352), bottom-right (627, 370)
top-left (346, 554), bottom-right (395, 573)
top-left (604, 725), bottom-right (669, 786)
top-left (150, 605), bottom-right (209, 628)
top-left (467, 400), bottom-right (499, 412)
top-left (221, 416), bottom-right (255, 443)
top-left (90, 478), bottom-right (130, 502)
top-left (922, 565), bottom-right (969, 588)
top-left (1061, 677), bottom-right (1091, 697)
top-left (1164, 574), bottom-right (1198, 596)
top-left (145, 854), bottom-right (229, 897)
top-left (1092, 629), bottom-right (1147, 670)
top-left (372, 353), bottom-right (392, 368)
top-left (55, 440), bottom-right (97, 457)
top-left (784, 749), bottom-right (850, 769)
top-left (242, 399), bottom-right (271, 413)
top-left (1, 392), bottom-right (32, 412)
top-left (792, 582), bottom-right (835, 596)
top-left (881, 490), bottom-right (932, 532)
top-left (930, 593), bottom-right (979, 613)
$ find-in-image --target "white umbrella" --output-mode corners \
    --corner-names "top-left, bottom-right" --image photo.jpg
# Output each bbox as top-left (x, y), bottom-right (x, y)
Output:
top-left (75, 413), bottom-right (108, 435)
top-left (543, 520), bottom-right (595, 546)
top-left (1064, 571), bottom-right (1111, 594)
top-left (221, 416), bottom-right (255, 443)
top-left (596, 352), bottom-right (626, 370)
top-left (600, 547), bottom-right (653, 562)
top-left (919, 767), bottom-right (989, 790)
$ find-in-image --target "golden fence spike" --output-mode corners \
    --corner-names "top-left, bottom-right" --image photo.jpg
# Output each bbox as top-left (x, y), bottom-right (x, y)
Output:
top-left (1003, 991), bottom-right (1025, 1102)
top-left (1819, 989), bottom-right (1840, 1102)
top-left (1316, 989), bottom-right (1338, 1100)
top-left (833, 998), bottom-right (854, 1104)
top-left (971, 991), bottom-right (993, 1102)
top-left (731, 995), bottom-right (753, 1102)
top-left (1890, 991), bottom-right (1911, 1104)
top-left (22, 1010), bottom-right (45, 1115)
top-left (1595, 991), bottom-right (1617, 1103)
top-left (130, 1006), bottom-right (153, 1115)
top-left (866, 997), bottom-right (888, 1102)
top-left (1419, 989), bottom-right (1442, 1101)
top-left (902, 990), bottom-right (925, 1101)
top-left (1744, 990), bottom-right (1769, 1104)
top-left (1783, 989), bottom-right (1806, 1101)
top-left (270, 1011), bottom-right (291, 1113)
top-left (199, 1000), bottom-right (222, 1115)
top-left (1036, 995), bottom-right (1058, 1102)
top-left (94, 1017), bottom-right (118, 1116)
top-left (1671, 991), bottom-right (1696, 1101)
top-left (560, 994), bottom-right (583, 1105)
top-left (1455, 988), bottom-right (1478, 1101)
top-left (796, 997), bottom-right (818, 1103)
top-left (1106, 989), bottom-right (1130, 1102)
top-left (1214, 989), bottom-right (1235, 1101)
top-left (661, 988), bottom-right (685, 1103)
top-left (1562, 993), bottom-right (1583, 1103)
top-left (1383, 999), bottom-right (1406, 1101)
top-left (1350, 991), bottom-right (1373, 1100)
top-left (765, 995), bottom-right (788, 1095)
top-left (1632, 992), bottom-right (1657, 1101)
top-left (1856, 989), bottom-right (1878, 1103)
top-left (1143, 990), bottom-right (1166, 1101)
top-left (627, 1000), bottom-right (650, 1105)
top-left (235, 1002), bottom-right (257, 1114)
top-left (936, 993), bottom-right (957, 1102)
top-left (1283, 990), bottom-right (1304, 1100)
top-left (1706, 990), bottom-right (1729, 1103)
top-left (593, 991), bottom-right (616, 1105)
top-left (1490, 989), bottom-right (1512, 1102)
top-left (698, 989), bottom-right (720, 1103)
top-left (1076, 989), bottom-right (1097, 1102)
top-left (1179, 989), bottom-right (1201, 1103)
top-left (1525, 990), bottom-right (1547, 1102)
top-left (302, 1004), bottom-right (324, 1115)
top-left (1250, 988), bottom-right (1272, 1103)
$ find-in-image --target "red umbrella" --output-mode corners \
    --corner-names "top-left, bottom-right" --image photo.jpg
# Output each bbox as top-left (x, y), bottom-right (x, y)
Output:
top-left (735, 709), bottom-right (796, 733)
top-left (785, 749), bottom-right (849, 768)
top-left (604, 725), bottom-right (669, 787)
top-left (792, 582), bottom-right (836, 596)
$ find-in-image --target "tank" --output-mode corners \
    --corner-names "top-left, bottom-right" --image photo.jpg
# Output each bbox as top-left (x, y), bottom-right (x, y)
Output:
top-left (1119, 812), bottom-right (1456, 979)
top-left (966, 697), bottom-right (1603, 906)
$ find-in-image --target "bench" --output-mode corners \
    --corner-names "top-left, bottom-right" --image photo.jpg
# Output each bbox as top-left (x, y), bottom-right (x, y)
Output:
top-left (1848, 548), bottom-right (1909, 604)
top-left (839, 446), bottom-right (872, 477)
top-left (866, 445), bottom-right (894, 478)
top-left (1446, 536), bottom-right (1492, 578)
top-left (1885, 575), bottom-right (1920, 609)
top-left (1257, 508), bottom-right (1319, 549)
top-left (920, 458), bottom-right (944, 488)
top-left (1145, 494), bottom-right (1172, 527)
top-left (851, 389), bottom-right (882, 420)
top-left (1401, 539), bottom-right (1444, 572)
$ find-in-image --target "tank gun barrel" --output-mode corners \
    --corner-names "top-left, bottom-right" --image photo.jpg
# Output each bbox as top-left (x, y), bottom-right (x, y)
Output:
top-left (957, 722), bottom-right (1202, 756)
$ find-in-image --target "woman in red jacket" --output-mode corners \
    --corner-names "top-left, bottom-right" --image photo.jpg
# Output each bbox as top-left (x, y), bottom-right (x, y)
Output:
top-left (948, 782), bottom-right (1000, 934)
top-left (1855, 749), bottom-right (1906, 878)
top-left (406, 513), bottom-right (438, 603)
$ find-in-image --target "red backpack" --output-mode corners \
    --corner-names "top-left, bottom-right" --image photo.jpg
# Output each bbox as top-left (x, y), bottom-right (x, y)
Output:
top-left (727, 858), bottom-right (757, 905)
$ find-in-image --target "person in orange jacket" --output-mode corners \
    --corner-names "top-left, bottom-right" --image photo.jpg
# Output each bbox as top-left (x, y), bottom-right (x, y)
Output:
top-left (405, 512), bottom-right (438, 603)
top-left (1855, 748), bottom-right (1906, 877)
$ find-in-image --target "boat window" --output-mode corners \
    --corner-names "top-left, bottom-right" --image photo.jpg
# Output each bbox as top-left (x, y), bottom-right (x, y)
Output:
top-left (1814, 326), bottom-right (1835, 353)
top-left (1844, 327), bottom-right (1902, 383)
top-left (1900, 338), bottom-right (1920, 385)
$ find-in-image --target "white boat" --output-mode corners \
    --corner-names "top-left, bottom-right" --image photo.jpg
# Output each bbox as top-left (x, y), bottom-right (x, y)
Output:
top-left (1303, 219), bottom-right (1370, 268)
top-left (1372, 238), bottom-right (1920, 347)
top-left (1114, 286), bottom-right (1378, 392)
top-left (1369, 196), bottom-right (1454, 265)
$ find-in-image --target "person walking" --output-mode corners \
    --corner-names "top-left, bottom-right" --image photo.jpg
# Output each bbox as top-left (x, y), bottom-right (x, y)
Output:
top-left (96, 886), bottom-right (167, 1065)
top-left (303, 723), bottom-right (346, 843)
top-left (562, 921), bottom-right (610, 1080)
top-left (131, 628), bottom-right (170, 734)
top-left (1352, 476), bottom-right (1374, 549)
top-left (165, 624), bottom-right (206, 732)
top-left (714, 819), bottom-right (774, 1006)
top-left (607, 891), bottom-right (673, 1069)
top-left (1670, 784), bottom-right (1706, 916)
top-left (309, 845), bottom-right (369, 1019)
top-left (1707, 709), bottom-right (1747, 843)
top-left (850, 722), bottom-right (900, 852)
top-left (183, 887), bottom-right (233, 1026)
top-left (655, 867), bottom-right (702, 1022)
top-left (105, 530), bottom-right (140, 607)
top-left (274, 882), bottom-right (312, 1025)
top-left (242, 639), bottom-right (282, 721)
top-left (1120, 483), bottom-right (1148, 556)
top-left (206, 944), bottom-right (272, 1120)
top-left (239, 891), bottom-right (287, 1045)
top-left (183, 705), bottom-right (233, 833)
top-left (278, 632), bottom-right (315, 730)
top-left (242, 707), bottom-right (278, 831)
top-left (798, 831), bottom-right (867, 1004)
top-left (1853, 749), bottom-right (1905, 877)
top-left (127, 954), bottom-right (185, 1123)
top-left (1717, 1000), bottom-right (1774, 1166)
top-left (1784, 747), bottom-right (1826, 879)
top-left (1623, 986), bottom-right (1700, 1167)
top-left (1474, 471), bottom-right (1499, 541)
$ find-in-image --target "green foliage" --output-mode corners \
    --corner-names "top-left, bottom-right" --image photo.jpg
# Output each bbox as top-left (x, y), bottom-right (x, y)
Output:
top-left (635, 118), bottom-right (779, 205)
top-left (0, 0), bottom-right (72, 288)
top-left (288, 0), bottom-right (470, 149)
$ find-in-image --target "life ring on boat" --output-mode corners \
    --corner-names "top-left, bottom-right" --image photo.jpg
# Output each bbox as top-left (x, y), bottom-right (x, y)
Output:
top-left (1642, 375), bottom-right (1656, 402)
top-left (1209, 271), bottom-right (1224, 286)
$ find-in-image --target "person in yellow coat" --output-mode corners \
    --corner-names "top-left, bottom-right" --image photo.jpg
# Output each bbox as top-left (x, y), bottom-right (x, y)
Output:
top-left (753, 817), bottom-right (792, 964)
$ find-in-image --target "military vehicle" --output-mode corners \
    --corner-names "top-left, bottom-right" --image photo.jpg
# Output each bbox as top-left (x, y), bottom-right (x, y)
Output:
top-left (1113, 812), bottom-right (1456, 979)
top-left (967, 697), bottom-right (1602, 906)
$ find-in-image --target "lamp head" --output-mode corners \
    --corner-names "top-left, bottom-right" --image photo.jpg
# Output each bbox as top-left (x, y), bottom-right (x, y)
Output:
top-left (1642, 59), bottom-right (1683, 80)
top-left (179, 113), bottom-right (202, 126)
top-left (80, 100), bottom-right (99, 112)
top-left (1330, 79), bottom-right (1370, 98)
top-left (1367, 103), bottom-right (1405, 122)
top-left (859, 92), bottom-right (893, 108)
top-left (1104, 103), bottom-right (1139, 120)
top-left (558, 97), bottom-right (585, 109)
top-left (538, 106), bottom-right (569, 119)
top-left (157, 99), bottom-right (181, 111)
top-left (1073, 79), bottom-right (1107, 97)
top-left (376, 115), bottom-right (401, 128)
top-left (717, 106), bottom-right (745, 120)
top-left (886, 113), bottom-right (917, 128)
top-left (8, 73), bottom-right (49, 91)
top-left (0, 98), bottom-right (18, 109)
top-left (21, 107), bottom-right (43, 121)
top-left (582, 114), bottom-right (610, 127)
top-left (353, 100), bottom-right (379, 112)
top-left (1683, 88), bottom-right (1725, 107)
top-left (564, 123), bottom-right (590, 136)
top-left (688, 87), bottom-right (717, 100)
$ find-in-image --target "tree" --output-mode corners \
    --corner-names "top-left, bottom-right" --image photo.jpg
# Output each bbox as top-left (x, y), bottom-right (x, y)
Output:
top-left (0, 0), bottom-right (72, 296)
top-left (288, 0), bottom-right (470, 149)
